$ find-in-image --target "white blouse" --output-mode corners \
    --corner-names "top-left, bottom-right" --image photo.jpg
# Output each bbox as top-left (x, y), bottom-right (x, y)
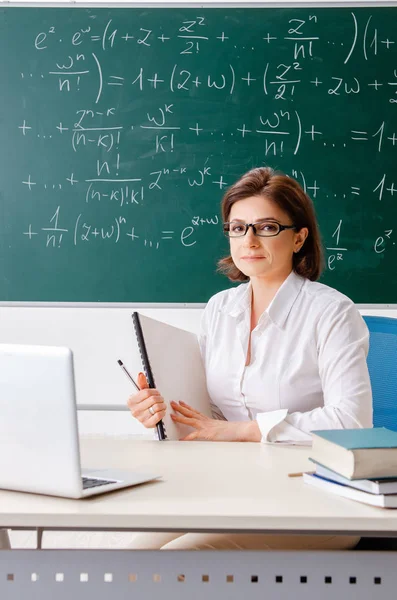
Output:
top-left (199, 270), bottom-right (373, 444)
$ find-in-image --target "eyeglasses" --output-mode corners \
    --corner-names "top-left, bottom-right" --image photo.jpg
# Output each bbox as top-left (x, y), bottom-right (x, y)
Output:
top-left (223, 220), bottom-right (296, 238)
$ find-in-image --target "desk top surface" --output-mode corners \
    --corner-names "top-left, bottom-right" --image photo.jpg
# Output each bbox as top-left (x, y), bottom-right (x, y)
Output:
top-left (2, 437), bottom-right (397, 534)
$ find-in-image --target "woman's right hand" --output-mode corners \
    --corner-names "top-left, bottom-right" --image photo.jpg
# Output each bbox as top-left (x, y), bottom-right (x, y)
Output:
top-left (127, 372), bottom-right (167, 428)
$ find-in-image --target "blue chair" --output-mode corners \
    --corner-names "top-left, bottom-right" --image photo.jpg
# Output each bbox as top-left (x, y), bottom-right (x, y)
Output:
top-left (362, 316), bottom-right (397, 431)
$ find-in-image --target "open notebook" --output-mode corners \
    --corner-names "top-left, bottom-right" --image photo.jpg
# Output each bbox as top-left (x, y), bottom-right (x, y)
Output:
top-left (132, 313), bottom-right (212, 440)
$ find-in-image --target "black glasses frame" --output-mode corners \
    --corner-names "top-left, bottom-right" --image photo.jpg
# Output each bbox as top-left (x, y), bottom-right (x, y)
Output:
top-left (223, 220), bottom-right (296, 238)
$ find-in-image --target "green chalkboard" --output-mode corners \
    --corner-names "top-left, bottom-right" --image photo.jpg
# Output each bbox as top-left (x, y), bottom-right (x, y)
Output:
top-left (1, 5), bottom-right (397, 303)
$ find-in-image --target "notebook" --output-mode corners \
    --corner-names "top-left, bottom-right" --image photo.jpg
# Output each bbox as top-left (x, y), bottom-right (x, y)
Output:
top-left (310, 428), bottom-right (397, 480)
top-left (132, 312), bottom-right (212, 440)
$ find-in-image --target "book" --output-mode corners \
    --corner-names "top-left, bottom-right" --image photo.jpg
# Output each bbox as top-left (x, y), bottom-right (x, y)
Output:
top-left (310, 428), bottom-right (397, 480)
top-left (303, 472), bottom-right (397, 508)
top-left (132, 312), bottom-right (212, 441)
top-left (310, 460), bottom-right (397, 495)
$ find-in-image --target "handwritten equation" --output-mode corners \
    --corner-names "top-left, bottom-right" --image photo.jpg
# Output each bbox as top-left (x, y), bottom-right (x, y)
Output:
top-left (23, 205), bottom-right (219, 251)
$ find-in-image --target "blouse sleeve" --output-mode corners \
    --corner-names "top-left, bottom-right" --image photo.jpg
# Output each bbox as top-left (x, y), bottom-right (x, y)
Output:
top-left (256, 300), bottom-right (373, 444)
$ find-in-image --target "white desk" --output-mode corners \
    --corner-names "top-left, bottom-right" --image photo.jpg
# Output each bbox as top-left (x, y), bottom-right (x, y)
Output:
top-left (2, 437), bottom-right (397, 534)
top-left (1, 437), bottom-right (397, 600)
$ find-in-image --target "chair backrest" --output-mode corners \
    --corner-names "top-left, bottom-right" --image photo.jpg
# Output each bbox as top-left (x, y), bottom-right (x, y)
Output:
top-left (362, 316), bottom-right (397, 431)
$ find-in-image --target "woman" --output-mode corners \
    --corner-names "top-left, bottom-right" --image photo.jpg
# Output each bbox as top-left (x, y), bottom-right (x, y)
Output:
top-left (127, 167), bottom-right (372, 550)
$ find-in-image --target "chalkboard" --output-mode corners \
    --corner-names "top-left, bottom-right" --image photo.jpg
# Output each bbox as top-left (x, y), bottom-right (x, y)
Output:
top-left (1, 5), bottom-right (397, 303)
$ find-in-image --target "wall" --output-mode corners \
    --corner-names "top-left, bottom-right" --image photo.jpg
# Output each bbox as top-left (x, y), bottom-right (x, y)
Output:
top-left (0, 306), bottom-right (203, 435)
top-left (0, 304), bottom-right (395, 435)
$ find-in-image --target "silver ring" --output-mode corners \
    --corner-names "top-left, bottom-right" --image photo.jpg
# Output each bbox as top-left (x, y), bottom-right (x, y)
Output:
top-left (149, 406), bottom-right (155, 416)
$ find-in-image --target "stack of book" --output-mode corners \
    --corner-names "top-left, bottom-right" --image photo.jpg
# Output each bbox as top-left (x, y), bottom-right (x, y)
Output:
top-left (303, 427), bottom-right (397, 508)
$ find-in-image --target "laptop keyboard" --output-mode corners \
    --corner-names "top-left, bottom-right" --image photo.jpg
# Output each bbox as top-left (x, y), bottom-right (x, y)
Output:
top-left (82, 476), bottom-right (117, 490)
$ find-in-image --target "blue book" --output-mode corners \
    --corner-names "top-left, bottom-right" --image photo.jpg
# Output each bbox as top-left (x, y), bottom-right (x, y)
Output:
top-left (309, 460), bottom-right (397, 494)
top-left (303, 473), bottom-right (397, 508)
top-left (310, 428), bottom-right (397, 480)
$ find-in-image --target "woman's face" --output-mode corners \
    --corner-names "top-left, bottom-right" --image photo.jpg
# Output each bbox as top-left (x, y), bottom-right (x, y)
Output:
top-left (228, 195), bottom-right (308, 282)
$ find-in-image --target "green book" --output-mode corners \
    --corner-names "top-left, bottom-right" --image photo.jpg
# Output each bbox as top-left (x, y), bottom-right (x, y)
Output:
top-left (310, 428), bottom-right (397, 480)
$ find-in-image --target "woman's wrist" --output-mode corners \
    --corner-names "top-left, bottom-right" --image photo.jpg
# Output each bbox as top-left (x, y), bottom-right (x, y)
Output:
top-left (235, 420), bottom-right (262, 442)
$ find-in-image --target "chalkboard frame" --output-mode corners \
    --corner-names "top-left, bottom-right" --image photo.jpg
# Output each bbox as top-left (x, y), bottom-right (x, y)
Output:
top-left (7, 2), bottom-right (397, 9)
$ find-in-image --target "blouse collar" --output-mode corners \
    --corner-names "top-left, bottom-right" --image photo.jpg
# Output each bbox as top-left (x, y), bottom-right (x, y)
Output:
top-left (221, 270), bottom-right (305, 329)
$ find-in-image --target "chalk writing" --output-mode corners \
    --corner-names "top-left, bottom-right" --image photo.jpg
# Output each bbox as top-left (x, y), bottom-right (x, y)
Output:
top-left (3, 6), bottom-right (397, 302)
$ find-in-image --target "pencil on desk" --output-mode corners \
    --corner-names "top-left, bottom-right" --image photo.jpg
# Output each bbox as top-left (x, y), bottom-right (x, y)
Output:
top-left (288, 471), bottom-right (315, 478)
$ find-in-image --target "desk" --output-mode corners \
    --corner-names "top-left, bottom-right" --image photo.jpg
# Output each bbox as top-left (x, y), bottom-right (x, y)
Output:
top-left (1, 437), bottom-right (397, 599)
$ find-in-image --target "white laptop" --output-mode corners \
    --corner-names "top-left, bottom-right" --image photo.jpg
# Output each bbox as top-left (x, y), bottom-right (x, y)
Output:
top-left (0, 343), bottom-right (160, 498)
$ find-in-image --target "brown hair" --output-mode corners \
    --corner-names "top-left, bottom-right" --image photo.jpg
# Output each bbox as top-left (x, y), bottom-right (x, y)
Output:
top-left (217, 166), bottom-right (324, 282)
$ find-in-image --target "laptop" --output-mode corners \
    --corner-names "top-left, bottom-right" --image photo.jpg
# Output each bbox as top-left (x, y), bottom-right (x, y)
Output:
top-left (0, 343), bottom-right (160, 498)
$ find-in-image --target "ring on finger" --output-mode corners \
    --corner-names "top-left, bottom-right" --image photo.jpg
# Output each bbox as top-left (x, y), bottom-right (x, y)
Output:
top-left (149, 405), bottom-right (155, 416)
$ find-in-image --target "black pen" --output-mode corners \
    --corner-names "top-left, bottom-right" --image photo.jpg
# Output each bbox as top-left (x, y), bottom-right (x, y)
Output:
top-left (117, 359), bottom-right (166, 441)
top-left (117, 359), bottom-right (140, 391)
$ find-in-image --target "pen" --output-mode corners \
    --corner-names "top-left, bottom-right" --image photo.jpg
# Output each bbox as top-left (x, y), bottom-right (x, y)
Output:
top-left (117, 359), bottom-right (166, 441)
top-left (117, 359), bottom-right (140, 391)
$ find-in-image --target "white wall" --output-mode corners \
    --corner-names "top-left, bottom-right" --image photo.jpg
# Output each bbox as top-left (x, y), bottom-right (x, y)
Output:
top-left (1, 304), bottom-right (396, 435)
top-left (0, 306), bottom-right (203, 435)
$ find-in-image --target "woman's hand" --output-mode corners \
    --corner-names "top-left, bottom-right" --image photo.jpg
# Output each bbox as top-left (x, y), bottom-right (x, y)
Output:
top-left (127, 372), bottom-right (167, 429)
top-left (170, 401), bottom-right (261, 442)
